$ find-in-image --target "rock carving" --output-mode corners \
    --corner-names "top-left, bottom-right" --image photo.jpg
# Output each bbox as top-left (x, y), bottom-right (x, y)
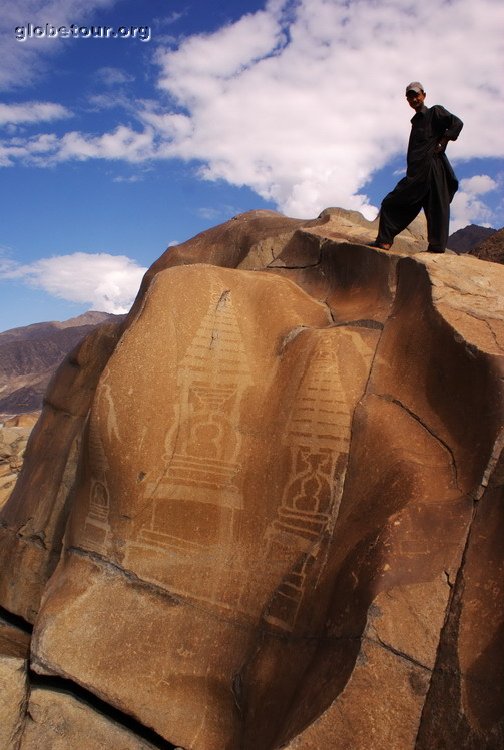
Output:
top-left (0, 208), bottom-right (503, 750)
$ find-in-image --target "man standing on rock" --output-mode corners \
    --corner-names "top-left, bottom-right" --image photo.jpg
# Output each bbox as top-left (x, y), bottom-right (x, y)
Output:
top-left (372, 82), bottom-right (463, 253)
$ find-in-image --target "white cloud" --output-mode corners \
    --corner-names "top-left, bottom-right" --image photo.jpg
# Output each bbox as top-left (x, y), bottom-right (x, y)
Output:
top-left (0, 133), bottom-right (60, 166)
top-left (0, 252), bottom-right (147, 313)
top-left (57, 126), bottom-right (156, 163)
top-left (158, 8), bottom-right (285, 86)
top-left (111, 174), bottom-right (143, 183)
top-left (0, 256), bottom-right (18, 276)
top-left (450, 174), bottom-right (499, 231)
top-left (0, 102), bottom-right (71, 125)
top-left (150, 0), bottom-right (504, 218)
top-left (0, 126), bottom-right (156, 167)
top-left (457, 175), bottom-right (498, 196)
top-left (2, 0), bottom-right (504, 221)
top-left (96, 66), bottom-right (135, 86)
top-left (85, 92), bottom-right (136, 114)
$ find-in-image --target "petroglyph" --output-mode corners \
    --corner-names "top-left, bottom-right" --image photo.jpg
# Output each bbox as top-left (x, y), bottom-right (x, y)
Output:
top-left (126, 285), bottom-right (254, 604)
top-left (246, 329), bottom-right (373, 631)
top-left (82, 368), bottom-right (122, 554)
top-left (83, 412), bottom-right (112, 555)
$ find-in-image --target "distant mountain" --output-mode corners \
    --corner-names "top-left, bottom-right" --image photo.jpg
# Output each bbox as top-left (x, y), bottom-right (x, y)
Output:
top-left (469, 227), bottom-right (504, 265)
top-left (448, 224), bottom-right (497, 254)
top-left (0, 312), bottom-right (124, 415)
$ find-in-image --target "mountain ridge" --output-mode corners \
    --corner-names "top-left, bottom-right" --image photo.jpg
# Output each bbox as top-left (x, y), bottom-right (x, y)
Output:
top-left (0, 311), bottom-right (124, 415)
top-left (447, 223), bottom-right (497, 253)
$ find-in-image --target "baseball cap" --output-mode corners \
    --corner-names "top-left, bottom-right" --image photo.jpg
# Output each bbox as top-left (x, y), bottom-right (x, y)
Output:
top-left (405, 82), bottom-right (424, 94)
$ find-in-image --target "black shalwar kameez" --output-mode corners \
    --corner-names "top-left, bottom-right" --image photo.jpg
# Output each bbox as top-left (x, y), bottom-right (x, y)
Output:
top-left (377, 104), bottom-right (463, 252)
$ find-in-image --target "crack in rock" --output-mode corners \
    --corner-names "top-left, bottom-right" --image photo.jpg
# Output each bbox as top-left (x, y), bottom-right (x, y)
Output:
top-left (377, 394), bottom-right (461, 492)
top-left (366, 634), bottom-right (432, 673)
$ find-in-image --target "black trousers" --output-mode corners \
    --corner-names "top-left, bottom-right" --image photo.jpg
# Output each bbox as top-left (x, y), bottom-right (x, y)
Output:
top-left (377, 157), bottom-right (452, 252)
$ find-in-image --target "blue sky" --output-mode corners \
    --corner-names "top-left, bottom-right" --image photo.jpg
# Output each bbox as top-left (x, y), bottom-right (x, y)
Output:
top-left (1, 0), bottom-right (503, 331)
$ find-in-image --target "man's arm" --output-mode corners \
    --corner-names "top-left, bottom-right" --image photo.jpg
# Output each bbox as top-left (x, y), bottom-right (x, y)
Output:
top-left (432, 105), bottom-right (463, 152)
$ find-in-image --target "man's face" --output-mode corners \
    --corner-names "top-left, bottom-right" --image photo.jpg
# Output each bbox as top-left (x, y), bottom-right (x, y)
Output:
top-left (406, 89), bottom-right (426, 111)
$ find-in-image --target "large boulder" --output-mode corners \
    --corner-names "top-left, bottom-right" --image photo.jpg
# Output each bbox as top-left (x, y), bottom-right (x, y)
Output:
top-left (1, 208), bottom-right (503, 748)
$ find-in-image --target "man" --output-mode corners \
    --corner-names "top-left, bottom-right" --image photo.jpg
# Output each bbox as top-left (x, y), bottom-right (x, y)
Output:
top-left (372, 82), bottom-right (463, 253)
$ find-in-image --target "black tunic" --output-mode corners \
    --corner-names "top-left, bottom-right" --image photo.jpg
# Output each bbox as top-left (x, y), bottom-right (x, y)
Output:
top-left (377, 104), bottom-right (463, 252)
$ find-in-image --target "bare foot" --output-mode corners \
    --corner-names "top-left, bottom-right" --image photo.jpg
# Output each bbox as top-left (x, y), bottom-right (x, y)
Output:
top-left (369, 241), bottom-right (391, 250)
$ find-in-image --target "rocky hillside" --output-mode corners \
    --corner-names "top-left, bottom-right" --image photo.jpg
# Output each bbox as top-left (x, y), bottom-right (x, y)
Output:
top-left (470, 226), bottom-right (504, 264)
top-left (447, 223), bottom-right (496, 253)
top-left (0, 311), bottom-right (124, 416)
top-left (0, 208), bottom-right (503, 749)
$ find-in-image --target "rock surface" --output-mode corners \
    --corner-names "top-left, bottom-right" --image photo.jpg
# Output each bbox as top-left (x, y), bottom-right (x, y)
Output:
top-left (0, 208), bottom-right (503, 748)
top-left (0, 322), bottom-right (122, 622)
top-left (0, 619), bottom-right (30, 749)
top-left (0, 414), bottom-right (38, 509)
top-left (19, 687), bottom-right (159, 750)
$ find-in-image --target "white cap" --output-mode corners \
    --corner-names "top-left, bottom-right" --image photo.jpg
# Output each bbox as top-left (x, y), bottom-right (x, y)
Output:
top-left (406, 81), bottom-right (424, 94)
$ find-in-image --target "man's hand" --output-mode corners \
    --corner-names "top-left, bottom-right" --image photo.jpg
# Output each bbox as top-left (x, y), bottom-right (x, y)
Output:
top-left (435, 135), bottom-right (450, 153)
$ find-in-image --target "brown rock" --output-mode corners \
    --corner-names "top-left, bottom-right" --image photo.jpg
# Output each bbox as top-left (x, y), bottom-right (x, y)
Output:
top-left (33, 265), bottom-right (340, 748)
top-left (4, 413), bottom-right (40, 429)
top-left (0, 620), bottom-right (30, 749)
top-left (284, 639), bottom-right (431, 750)
top-left (0, 419), bottom-right (37, 510)
top-left (0, 208), bottom-right (502, 748)
top-left (19, 687), bottom-right (159, 749)
top-left (275, 252), bottom-right (504, 749)
top-left (124, 207), bottom-right (417, 328)
top-left (0, 321), bottom-right (122, 622)
top-left (415, 482), bottom-right (504, 749)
